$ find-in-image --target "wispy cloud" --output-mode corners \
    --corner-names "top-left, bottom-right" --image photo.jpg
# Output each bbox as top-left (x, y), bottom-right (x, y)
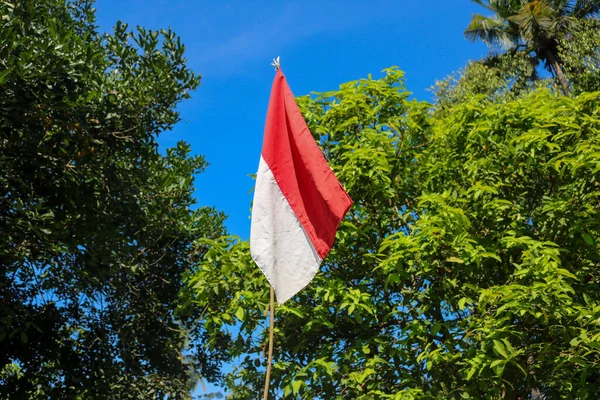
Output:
top-left (192, 0), bottom-right (389, 75)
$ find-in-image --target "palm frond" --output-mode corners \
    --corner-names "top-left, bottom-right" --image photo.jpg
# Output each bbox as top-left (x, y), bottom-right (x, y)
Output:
top-left (465, 14), bottom-right (518, 48)
top-left (489, 0), bottom-right (527, 18)
top-left (551, 14), bottom-right (575, 32)
top-left (547, 0), bottom-right (573, 15)
top-left (472, 0), bottom-right (528, 19)
top-left (508, 0), bottom-right (556, 41)
top-left (470, 0), bottom-right (495, 12)
top-left (573, 0), bottom-right (600, 17)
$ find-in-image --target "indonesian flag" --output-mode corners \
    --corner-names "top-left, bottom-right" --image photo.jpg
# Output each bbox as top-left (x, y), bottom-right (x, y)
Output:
top-left (250, 69), bottom-right (353, 304)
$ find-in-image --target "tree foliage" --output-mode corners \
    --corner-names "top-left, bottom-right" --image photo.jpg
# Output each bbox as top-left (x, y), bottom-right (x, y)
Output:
top-left (559, 17), bottom-right (600, 92)
top-left (465, 0), bottom-right (600, 95)
top-left (185, 68), bottom-right (600, 399)
top-left (436, 16), bottom-right (600, 110)
top-left (0, 1), bottom-right (224, 398)
top-left (431, 51), bottom-right (539, 115)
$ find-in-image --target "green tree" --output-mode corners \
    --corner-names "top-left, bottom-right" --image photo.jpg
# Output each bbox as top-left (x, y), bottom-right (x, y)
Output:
top-left (558, 17), bottom-right (600, 92)
top-left (0, 1), bottom-right (224, 398)
top-left (431, 50), bottom-right (539, 115)
top-left (465, 0), bottom-right (600, 96)
top-left (183, 68), bottom-right (600, 399)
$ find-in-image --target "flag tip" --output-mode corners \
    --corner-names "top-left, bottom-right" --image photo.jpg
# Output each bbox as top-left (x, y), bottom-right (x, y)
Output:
top-left (271, 56), bottom-right (280, 71)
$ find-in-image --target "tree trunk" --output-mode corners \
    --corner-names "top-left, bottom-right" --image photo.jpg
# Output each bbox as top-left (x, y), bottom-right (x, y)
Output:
top-left (547, 51), bottom-right (570, 96)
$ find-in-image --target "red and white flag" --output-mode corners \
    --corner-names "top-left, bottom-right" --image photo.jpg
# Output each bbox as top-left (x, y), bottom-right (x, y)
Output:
top-left (250, 69), bottom-right (353, 304)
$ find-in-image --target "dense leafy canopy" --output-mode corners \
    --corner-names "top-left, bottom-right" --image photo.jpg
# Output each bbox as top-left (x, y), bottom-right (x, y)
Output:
top-left (0, 1), bottom-right (224, 398)
top-left (185, 67), bottom-right (600, 399)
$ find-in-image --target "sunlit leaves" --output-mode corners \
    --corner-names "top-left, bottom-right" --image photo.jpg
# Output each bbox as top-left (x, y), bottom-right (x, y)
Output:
top-left (188, 67), bottom-right (600, 399)
top-left (0, 0), bottom-right (222, 398)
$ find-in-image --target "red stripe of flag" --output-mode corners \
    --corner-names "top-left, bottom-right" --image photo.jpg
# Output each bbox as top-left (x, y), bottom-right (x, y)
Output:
top-left (260, 70), bottom-right (353, 259)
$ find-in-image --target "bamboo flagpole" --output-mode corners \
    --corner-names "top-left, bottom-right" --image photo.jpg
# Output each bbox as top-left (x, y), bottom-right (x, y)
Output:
top-left (262, 57), bottom-right (279, 400)
top-left (263, 286), bottom-right (275, 399)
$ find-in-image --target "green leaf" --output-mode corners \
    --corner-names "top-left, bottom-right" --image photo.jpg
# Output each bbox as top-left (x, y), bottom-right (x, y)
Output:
top-left (291, 380), bottom-right (303, 395)
top-left (490, 359), bottom-right (506, 377)
top-left (582, 232), bottom-right (594, 245)
top-left (431, 322), bottom-right (442, 336)
top-left (0, 67), bottom-right (13, 84)
top-left (466, 365), bottom-right (478, 381)
top-left (501, 339), bottom-right (516, 356)
top-left (490, 360), bottom-right (504, 368)
top-left (235, 307), bottom-right (245, 321)
top-left (557, 268), bottom-right (578, 280)
top-left (493, 340), bottom-right (509, 358)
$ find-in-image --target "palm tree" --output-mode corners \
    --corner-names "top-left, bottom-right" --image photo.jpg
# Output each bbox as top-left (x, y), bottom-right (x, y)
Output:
top-left (465, 0), bottom-right (600, 95)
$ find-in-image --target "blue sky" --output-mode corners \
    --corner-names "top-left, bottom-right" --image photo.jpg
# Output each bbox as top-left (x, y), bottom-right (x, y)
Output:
top-left (94, 0), bottom-right (488, 395)
top-left (95, 0), bottom-right (489, 240)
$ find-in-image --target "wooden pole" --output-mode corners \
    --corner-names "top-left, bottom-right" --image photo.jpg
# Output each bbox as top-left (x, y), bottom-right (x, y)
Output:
top-left (263, 285), bottom-right (275, 400)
